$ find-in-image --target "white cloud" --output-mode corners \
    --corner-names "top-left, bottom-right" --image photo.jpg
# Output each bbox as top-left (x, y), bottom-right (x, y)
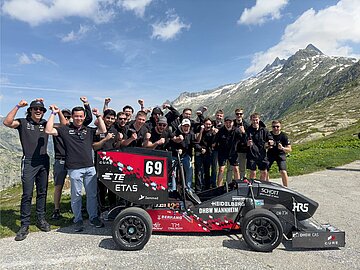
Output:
top-left (238, 0), bottom-right (288, 25)
top-left (151, 11), bottom-right (190, 41)
top-left (17, 53), bottom-right (57, 66)
top-left (2, 0), bottom-right (117, 26)
top-left (61, 24), bottom-right (91, 42)
top-left (246, 0), bottom-right (360, 74)
top-left (119, 0), bottom-right (152, 17)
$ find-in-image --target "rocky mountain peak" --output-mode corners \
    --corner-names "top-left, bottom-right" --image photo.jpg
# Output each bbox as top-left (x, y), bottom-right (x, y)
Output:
top-left (305, 44), bottom-right (323, 55)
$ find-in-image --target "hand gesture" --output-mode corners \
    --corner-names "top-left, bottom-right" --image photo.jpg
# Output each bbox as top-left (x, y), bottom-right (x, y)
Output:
top-left (145, 132), bottom-right (151, 140)
top-left (92, 108), bottom-right (100, 116)
top-left (35, 98), bottom-right (44, 102)
top-left (239, 126), bottom-right (245, 134)
top-left (49, 104), bottom-right (60, 113)
top-left (80, 96), bottom-right (88, 103)
top-left (178, 134), bottom-right (184, 141)
top-left (131, 132), bottom-right (138, 141)
top-left (278, 142), bottom-right (283, 150)
top-left (104, 97), bottom-right (111, 104)
top-left (157, 138), bottom-right (165, 145)
top-left (247, 139), bottom-right (253, 147)
top-left (138, 99), bottom-right (144, 106)
top-left (162, 103), bottom-right (170, 109)
top-left (117, 133), bottom-right (124, 141)
top-left (106, 132), bottom-right (115, 141)
top-left (18, 100), bottom-right (28, 108)
top-left (212, 127), bottom-right (219, 134)
top-left (201, 148), bottom-right (206, 154)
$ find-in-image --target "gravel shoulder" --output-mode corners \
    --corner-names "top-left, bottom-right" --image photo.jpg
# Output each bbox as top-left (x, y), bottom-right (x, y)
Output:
top-left (1, 161), bottom-right (360, 270)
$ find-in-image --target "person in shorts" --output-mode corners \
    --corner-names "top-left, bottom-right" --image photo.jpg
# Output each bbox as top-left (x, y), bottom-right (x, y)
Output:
top-left (267, 120), bottom-right (292, 187)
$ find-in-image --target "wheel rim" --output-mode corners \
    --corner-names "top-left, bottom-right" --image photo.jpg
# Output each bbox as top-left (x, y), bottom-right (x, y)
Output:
top-left (245, 216), bottom-right (279, 246)
top-left (116, 215), bottom-right (147, 247)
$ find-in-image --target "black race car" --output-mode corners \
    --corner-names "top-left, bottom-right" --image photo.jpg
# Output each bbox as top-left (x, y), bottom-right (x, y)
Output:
top-left (96, 147), bottom-right (345, 252)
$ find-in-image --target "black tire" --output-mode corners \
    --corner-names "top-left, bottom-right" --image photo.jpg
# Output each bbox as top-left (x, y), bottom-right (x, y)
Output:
top-left (112, 207), bottom-right (152, 251)
top-left (241, 208), bottom-right (283, 252)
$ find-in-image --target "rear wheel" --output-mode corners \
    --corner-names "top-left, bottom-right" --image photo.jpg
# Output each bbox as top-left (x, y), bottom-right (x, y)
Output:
top-left (112, 207), bottom-right (152, 251)
top-left (241, 208), bottom-right (283, 252)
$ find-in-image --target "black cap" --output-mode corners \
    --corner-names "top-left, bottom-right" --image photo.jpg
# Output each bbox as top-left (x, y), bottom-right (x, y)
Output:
top-left (61, 108), bottom-right (71, 115)
top-left (29, 100), bottom-right (47, 113)
top-left (152, 107), bottom-right (163, 116)
top-left (224, 115), bottom-right (233, 122)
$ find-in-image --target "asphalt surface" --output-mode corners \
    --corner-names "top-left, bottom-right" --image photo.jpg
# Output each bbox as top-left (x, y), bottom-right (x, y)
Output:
top-left (1, 161), bottom-right (360, 270)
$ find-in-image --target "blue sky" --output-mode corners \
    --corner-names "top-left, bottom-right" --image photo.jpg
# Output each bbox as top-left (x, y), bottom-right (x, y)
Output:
top-left (1, 0), bottom-right (360, 117)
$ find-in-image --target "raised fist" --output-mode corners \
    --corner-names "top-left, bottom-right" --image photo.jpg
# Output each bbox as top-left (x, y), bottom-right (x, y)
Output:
top-left (18, 100), bottom-right (28, 108)
top-left (104, 98), bottom-right (111, 104)
top-left (80, 96), bottom-right (88, 103)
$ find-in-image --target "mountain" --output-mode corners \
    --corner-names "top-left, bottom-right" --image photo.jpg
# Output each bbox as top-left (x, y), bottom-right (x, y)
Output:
top-left (170, 44), bottom-right (360, 142)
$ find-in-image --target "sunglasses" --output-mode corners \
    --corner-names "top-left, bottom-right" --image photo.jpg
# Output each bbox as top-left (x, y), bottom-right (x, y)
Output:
top-left (64, 115), bottom-right (71, 120)
top-left (32, 107), bottom-right (45, 112)
top-left (157, 123), bottom-right (167, 127)
top-left (236, 113), bottom-right (243, 116)
top-left (118, 118), bottom-right (127, 121)
top-left (272, 126), bottom-right (280, 128)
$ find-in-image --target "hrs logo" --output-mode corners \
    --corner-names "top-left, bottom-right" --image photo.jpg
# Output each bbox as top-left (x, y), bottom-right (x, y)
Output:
top-left (292, 202), bottom-right (309, 212)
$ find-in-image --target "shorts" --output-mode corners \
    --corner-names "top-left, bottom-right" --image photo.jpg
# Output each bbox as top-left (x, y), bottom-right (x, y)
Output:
top-left (247, 158), bottom-right (269, 171)
top-left (53, 159), bottom-right (67, 186)
top-left (268, 156), bottom-right (287, 171)
top-left (218, 152), bottom-right (239, 167)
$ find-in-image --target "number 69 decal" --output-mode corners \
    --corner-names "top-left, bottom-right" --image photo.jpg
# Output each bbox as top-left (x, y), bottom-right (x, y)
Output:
top-left (144, 160), bottom-right (164, 177)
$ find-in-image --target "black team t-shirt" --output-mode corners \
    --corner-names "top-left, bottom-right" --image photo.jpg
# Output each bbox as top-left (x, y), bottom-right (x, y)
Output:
top-left (56, 123), bottom-right (96, 169)
top-left (15, 117), bottom-right (49, 159)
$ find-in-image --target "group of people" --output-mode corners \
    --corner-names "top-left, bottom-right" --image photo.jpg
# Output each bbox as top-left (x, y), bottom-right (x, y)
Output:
top-left (3, 96), bottom-right (291, 241)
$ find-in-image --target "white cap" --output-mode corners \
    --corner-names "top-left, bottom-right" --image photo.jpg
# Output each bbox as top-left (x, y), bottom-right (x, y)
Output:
top-left (181, 118), bottom-right (191, 126)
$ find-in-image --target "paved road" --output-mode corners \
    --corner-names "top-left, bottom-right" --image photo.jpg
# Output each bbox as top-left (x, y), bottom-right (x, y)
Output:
top-left (1, 161), bottom-right (360, 270)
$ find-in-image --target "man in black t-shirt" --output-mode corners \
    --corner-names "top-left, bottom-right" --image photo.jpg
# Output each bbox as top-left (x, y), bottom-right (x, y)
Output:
top-left (267, 120), bottom-right (292, 187)
top-left (51, 97), bottom-right (93, 220)
top-left (93, 109), bottom-right (122, 214)
top-left (246, 113), bottom-right (274, 181)
top-left (122, 111), bottom-right (150, 148)
top-left (46, 105), bottom-right (107, 232)
top-left (213, 116), bottom-right (243, 186)
top-left (3, 98), bottom-right (51, 241)
top-left (194, 117), bottom-right (217, 191)
top-left (144, 116), bottom-right (174, 150)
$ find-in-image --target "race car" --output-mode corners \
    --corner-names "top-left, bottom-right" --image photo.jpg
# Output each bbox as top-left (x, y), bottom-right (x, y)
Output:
top-left (96, 147), bottom-right (345, 252)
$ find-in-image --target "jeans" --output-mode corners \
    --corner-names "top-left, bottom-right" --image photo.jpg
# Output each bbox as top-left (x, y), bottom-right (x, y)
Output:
top-left (182, 154), bottom-right (193, 190)
top-left (20, 156), bottom-right (49, 226)
top-left (68, 167), bottom-right (98, 223)
top-left (211, 151), bottom-right (218, 188)
top-left (171, 154), bottom-right (193, 191)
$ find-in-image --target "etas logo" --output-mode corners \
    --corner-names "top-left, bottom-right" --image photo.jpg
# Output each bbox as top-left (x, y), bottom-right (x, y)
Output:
top-left (292, 202), bottom-right (309, 212)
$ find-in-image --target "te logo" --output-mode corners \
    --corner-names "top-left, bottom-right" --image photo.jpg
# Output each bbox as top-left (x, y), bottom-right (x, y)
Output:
top-left (292, 202), bottom-right (309, 212)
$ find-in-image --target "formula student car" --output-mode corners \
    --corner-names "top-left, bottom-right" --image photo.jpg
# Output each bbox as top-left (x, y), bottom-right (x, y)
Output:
top-left (96, 147), bottom-right (345, 252)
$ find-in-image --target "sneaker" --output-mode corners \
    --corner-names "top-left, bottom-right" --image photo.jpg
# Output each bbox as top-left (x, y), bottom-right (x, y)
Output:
top-left (36, 219), bottom-right (51, 232)
top-left (74, 220), bottom-right (84, 232)
top-left (100, 211), bottom-right (109, 221)
top-left (15, 226), bottom-right (29, 241)
top-left (51, 209), bottom-right (62, 220)
top-left (90, 217), bottom-right (104, 228)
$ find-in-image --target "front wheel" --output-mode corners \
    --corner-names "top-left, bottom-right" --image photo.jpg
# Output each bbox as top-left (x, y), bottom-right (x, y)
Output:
top-left (241, 208), bottom-right (283, 252)
top-left (112, 207), bottom-right (152, 251)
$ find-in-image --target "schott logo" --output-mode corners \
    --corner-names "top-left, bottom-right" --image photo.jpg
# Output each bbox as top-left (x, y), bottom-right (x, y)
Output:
top-left (292, 202), bottom-right (309, 212)
top-left (260, 188), bottom-right (279, 197)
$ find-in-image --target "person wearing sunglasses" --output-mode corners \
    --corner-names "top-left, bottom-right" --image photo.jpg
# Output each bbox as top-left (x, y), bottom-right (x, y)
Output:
top-left (45, 105), bottom-right (107, 232)
top-left (267, 120), bottom-right (292, 187)
top-left (3, 98), bottom-right (51, 241)
top-left (233, 108), bottom-right (250, 180)
top-left (144, 116), bottom-right (174, 151)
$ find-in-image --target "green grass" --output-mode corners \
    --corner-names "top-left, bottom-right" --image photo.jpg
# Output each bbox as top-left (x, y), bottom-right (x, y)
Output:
top-left (1, 121), bottom-right (359, 238)
top-left (268, 120), bottom-right (360, 178)
top-left (0, 181), bottom-right (74, 238)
